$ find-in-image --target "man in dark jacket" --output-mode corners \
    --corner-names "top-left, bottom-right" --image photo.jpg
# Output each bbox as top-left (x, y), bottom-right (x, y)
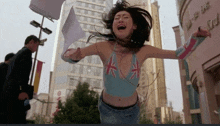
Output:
top-left (0, 53), bottom-right (15, 93)
top-left (0, 53), bottom-right (15, 124)
top-left (3, 35), bottom-right (40, 124)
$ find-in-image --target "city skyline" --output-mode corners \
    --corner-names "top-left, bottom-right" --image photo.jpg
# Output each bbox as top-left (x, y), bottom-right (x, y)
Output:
top-left (0, 0), bottom-right (182, 112)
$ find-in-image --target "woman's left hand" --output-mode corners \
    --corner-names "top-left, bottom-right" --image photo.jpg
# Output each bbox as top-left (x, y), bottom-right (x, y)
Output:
top-left (193, 27), bottom-right (211, 38)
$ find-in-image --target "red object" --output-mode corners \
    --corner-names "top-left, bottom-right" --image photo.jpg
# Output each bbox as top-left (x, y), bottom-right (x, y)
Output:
top-left (57, 97), bottom-right (61, 101)
top-left (179, 38), bottom-right (197, 59)
top-left (130, 59), bottom-right (140, 79)
top-left (106, 56), bottom-right (117, 78)
top-left (33, 60), bottom-right (43, 93)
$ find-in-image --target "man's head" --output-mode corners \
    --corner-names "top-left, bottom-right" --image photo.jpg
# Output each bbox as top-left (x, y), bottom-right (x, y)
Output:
top-left (5, 53), bottom-right (15, 64)
top-left (24, 35), bottom-right (40, 53)
top-left (102, 0), bottom-right (152, 48)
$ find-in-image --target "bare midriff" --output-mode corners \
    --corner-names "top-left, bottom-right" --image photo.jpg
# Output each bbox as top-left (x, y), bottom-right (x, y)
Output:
top-left (102, 89), bottom-right (138, 107)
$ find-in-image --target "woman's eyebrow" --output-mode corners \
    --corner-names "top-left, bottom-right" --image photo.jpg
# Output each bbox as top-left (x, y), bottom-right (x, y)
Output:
top-left (115, 14), bottom-right (129, 17)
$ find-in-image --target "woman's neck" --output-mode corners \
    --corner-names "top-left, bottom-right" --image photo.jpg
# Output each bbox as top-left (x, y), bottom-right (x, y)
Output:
top-left (115, 42), bottom-right (131, 54)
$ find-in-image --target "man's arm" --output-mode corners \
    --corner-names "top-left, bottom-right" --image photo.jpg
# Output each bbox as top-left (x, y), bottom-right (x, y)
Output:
top-left (16, 49), bottom-right (32, 100)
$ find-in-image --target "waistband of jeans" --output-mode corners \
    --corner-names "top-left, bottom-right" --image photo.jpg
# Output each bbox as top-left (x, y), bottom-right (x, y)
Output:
top-left (100, 91), bottom-right (138, 110)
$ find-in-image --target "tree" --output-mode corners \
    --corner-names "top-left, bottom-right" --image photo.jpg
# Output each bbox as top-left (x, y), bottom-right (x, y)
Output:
top-left (139, 103), bottom-right (154, 124)
top-left (52, 82), bottom-right (100, 124)
top-left (33, 114), bottom-right (47, 124)
top-left (175, 116), bottom-right (183, 124)
top-left (164, 116), bottom-right (182, 124)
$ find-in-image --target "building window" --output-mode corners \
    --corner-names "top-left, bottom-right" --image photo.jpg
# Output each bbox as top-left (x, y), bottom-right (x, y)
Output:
top-left (86, 78), bottom-right (91, 84)
top-left (83, 24), bottom-right (87, 29)
top-left (94, 67), bottom-right (101, 76)
top-left (76, 9), bottom-right (81, 14)
top-left (85, 31), bottom-right (90, 38)
top-left (77, 1), bottom-right (82, 6)
top-left (69, 77), bottom-right (78, 87)
top-left (83, 65), bottom-right (88, 75)
top-left (187, 85), bottom-right (200, 109)
top-left (87, 66), bottom-right (92, 76)
top-left (85, 3), bottom-right (89, 8)
top-left (98, 0), bottom-right (104, 4)
top-left (71, 64), bottom-right (80, 74)
top-left (191, 114), bottom-right (202, 124)
top-left (93, 79), bottom-right (101, 89)
top-left (69, 78), bottom-right (74, 86)
top-left (87, 56), bottom-right (92, 63)
top-left (84, 17), bottom-right (88, 22)
top-left (79, 65), bottom-right (83, 74)
top-left (90, 25), bottom-right (94, 31)
top-left (91, 11), bottom-right (95, 16)
top-left (91, 4), bottom-right (95, 9)
top-left (84, 10), bottom-right (88, 15)
top-left (96, 12), bottom-right (101, 17)
top-left (91, 18), bottom-right (94, 23)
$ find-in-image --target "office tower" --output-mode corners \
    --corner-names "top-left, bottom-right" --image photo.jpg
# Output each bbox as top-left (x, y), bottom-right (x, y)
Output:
top-left (125, 0), bottom-right (167, 120)
top-left (48, 0), bottom-right (113, 117)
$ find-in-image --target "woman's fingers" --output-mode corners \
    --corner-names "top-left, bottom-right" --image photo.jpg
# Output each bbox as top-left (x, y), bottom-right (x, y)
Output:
top-left (63, 48), bottom-right (82, 60)
top-left (197, 27), bottom-right (211, 38)
top-left (67, 48), bottom-right (81, 60)
top-left (64, 49), bottom-right (75, 57)
top-left (75, 48), bottom-right (82, 59)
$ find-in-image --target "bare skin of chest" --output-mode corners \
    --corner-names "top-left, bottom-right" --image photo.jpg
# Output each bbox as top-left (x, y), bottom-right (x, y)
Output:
top-left (116, 53), bottom-right (133, 78)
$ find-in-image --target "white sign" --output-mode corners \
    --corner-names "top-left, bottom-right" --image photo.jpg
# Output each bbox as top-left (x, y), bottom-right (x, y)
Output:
top-left (29, 0), bottom-right (65, 20)
top-left (54, 89), bottom-right (66, 97)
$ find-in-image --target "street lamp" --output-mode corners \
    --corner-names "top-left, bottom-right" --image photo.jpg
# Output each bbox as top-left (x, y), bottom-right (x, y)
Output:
top-left (40, 38), bottom-right (47, 46)
top-left (43, 28), bottom-right (52, 35)
top-left (30, 20), bottom-right (52, 35)
top-left (30, 20), bottom-right (40, 28)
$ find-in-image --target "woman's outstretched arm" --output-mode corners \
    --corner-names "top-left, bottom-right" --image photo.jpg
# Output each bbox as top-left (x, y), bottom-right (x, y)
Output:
top-left (176, 28), bottom-right (211, 60)
top-left (62, 42), bottom-right (104, 64)
top-left (143, 28), bottom-right (211, 60)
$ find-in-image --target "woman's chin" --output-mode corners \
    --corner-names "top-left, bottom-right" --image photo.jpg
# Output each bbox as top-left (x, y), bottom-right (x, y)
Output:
top-left (115, 33), bottom-right (127, 39)
top-left (116, 36), bottom-right (128, 41)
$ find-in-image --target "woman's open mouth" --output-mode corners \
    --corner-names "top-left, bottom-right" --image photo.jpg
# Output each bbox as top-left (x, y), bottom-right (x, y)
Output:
top-left (118, 26), bottom-right (126, 31)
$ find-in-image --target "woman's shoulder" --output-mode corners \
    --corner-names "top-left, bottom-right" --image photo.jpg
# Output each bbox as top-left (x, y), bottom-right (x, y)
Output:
top-left (137, 44), bottom-right (151, 53)
top-left (92, 41), bottom-right (115, 63)
top-left (136, 45), bottom-right (153, 61)
top-left (95, 41), bottom-right (115, 49)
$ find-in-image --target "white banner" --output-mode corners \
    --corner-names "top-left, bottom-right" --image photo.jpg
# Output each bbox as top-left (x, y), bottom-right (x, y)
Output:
top-left (61, 7), bottom-right (85, 60)
top-left (29, 0), bottom-right (65, 20)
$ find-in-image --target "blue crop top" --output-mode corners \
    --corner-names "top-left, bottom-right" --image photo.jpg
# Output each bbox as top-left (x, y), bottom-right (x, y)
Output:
top-left (103, 44), bottom-right (140, 97)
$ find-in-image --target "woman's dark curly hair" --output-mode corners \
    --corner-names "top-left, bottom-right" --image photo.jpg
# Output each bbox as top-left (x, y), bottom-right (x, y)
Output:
top-left (88, 0), bottom-right (153, 49)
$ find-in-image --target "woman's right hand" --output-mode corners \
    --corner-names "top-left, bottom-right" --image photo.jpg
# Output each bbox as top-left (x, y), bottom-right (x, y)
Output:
top-left (64, 47), bottom-right (82, 61)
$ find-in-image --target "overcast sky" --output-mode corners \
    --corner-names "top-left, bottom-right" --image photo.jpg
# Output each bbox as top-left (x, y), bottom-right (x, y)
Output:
top-left (0, 0), bottom-right (182, 112)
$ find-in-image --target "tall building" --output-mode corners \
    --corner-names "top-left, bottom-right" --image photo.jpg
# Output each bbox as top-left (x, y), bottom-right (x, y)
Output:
top-left (125, 0), bottom-right (167, 120)
top-left (174, 0), bottom-right (220, 124)
top-left (48, 0), bottom-right (113, 118)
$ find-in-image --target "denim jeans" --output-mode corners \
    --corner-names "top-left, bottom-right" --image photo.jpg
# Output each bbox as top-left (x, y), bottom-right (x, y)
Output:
top-left (98, 94), bottom-right (140, 124)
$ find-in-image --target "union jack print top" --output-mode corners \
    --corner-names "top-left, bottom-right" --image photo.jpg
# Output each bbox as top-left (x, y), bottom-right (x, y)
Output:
top-left (104, 44), bottom-right (141, 97)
